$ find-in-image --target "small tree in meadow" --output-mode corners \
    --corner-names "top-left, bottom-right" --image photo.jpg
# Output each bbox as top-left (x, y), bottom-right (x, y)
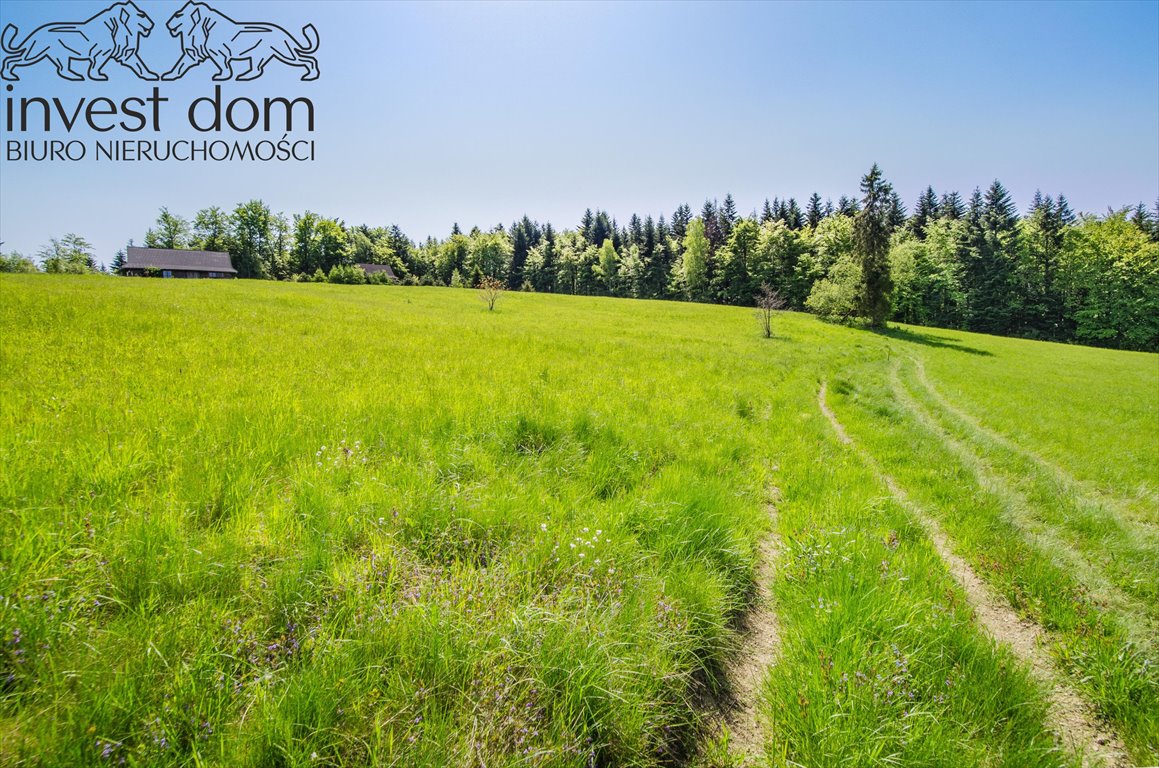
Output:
top-left (755, 283), bottom-right (787, 338)
top-left (479, 275), bottom-right (504, 310)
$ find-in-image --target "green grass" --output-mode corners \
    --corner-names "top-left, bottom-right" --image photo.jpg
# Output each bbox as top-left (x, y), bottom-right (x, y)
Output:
top-left (0, 275), bottom-right (1155, 766)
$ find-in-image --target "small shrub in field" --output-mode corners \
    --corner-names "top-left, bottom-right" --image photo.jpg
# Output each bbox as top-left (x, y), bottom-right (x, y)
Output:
top-left (755, 283), bottom-right (787, 338)
top-left (479, 275), bottom-right (504, 310)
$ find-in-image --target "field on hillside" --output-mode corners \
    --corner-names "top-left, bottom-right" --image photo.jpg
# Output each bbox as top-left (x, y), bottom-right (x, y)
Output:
top-left (1, 276), bottom-right (1155, 768)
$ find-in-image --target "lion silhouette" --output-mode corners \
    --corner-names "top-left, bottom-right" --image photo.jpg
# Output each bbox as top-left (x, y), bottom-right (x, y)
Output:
top-left (0, 2), bottom-right (158, 81)
top-left (162, 2), bottom-right (319, 82)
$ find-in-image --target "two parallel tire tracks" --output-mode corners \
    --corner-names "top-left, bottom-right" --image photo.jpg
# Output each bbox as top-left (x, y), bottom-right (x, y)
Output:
top-left (818, 380), bottom-right (1129, 768)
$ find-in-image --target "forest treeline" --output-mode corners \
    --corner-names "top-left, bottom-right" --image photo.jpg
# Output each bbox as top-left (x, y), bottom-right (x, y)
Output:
top-left (4, 166), bottom-right (1157, 351)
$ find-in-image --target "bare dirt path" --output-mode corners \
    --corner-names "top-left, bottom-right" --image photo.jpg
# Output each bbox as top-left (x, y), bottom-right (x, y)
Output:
top-left (705, 491), bottom-right (782, 765)
top-left (818, 381), bottom-right (1130, 768)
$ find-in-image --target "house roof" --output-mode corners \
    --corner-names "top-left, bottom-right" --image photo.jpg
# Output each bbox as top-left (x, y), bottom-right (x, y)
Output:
top-left (357, 263), bottom-right (397, 278)
top-left (124, 247), bottom-right (237, 273)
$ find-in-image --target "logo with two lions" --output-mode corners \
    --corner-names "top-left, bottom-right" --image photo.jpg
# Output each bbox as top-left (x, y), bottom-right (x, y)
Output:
top-left (1, 2), bottom-right (319, 82)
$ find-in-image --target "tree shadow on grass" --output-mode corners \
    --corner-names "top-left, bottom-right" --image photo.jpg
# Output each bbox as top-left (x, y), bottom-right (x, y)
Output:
top-left (871, 325), bottom-right (995, 357)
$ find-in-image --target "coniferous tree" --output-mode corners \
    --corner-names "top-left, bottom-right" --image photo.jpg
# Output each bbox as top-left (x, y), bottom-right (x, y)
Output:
top-left (1056, 195), bottom-right (1075, 225)
top-left (1019, 192), bottom-right (1066, 338)
top-left (939, 191), bottom-right (965, 220)
top-left (509, 219), bottom-right (527, 289)
top-left (1130, 202), bottom-right (1153, 236)
top-left (387, 225), bottom-right (415, 275)
top-left (887, 191), bottom-right (907, 232)
top-left (761, 199), bottom-right (775, 223)
top-left (671, 205), bottom-right (691, 243)
top-left (580, 209), bottom-right (595, 243)
top-left (628, 214), bottom-right (644, 247)
top-left (786, 198), bottom-right (804, 230)
top-left (961, 181), bottom-right (1019, 334)
top-left (651, 216), bottom-right (673, 296)
top-left (910, 186), bottom-right (940, 239)
top-left (837, 196), bottom-right (860, 217)
top-left (823, 198), bottom-right (835, 218)
top-left (717, 198), bottom-right (736, 246)
top-left (722, 194), bottom-right (739, 228)
top-left (806, 193), bottom-right (825, 228)
top-left (112, 239), bottom-right (132, 273)
top-left (701, 200), bottom-right (722, 253)
top-left (854, 164), bottom-right (894, 327)
top-left (640, 216), bottom-right (658, 296)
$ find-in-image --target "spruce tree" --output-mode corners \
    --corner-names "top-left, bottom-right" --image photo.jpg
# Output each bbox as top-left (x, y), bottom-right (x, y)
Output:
top-left (837, 196), bottom-right (860, 217)
top-left (939, 191), bottom-right (965, 220)
top-left (722, 194), bottom-right (738, 227)
top-left (701, 200), bottom-right (722, 253)
top-left (1130, 202), bottom-right (1152, 235)
top-left (887, 191), bottom-right (907, 232)
top-left (761, 199), bottom-right (774, 223)
top-left (509, 217), bottom-right (540, 290)
top-left (910, 186), bottom-right (940, 239)
top-left (806, 193), bottom-right (824, 228)
top-left (854, 164), bottom-right (895, 327)
top-left (960, 182), bottom-right (1019, 334)
top-left (786, 198), bottom-right (804, 230)
top-left (628, 214), bottom-right (644, 247)
top-left (717, 199), bottom-right (735, 245)
top-left (671, 205), bottom-right (691, 242)
top-left (1021, 192), bottom-right (1065, 338)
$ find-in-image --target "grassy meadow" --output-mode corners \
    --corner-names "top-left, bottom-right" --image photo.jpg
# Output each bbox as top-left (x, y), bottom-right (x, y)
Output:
top-left (0, 275), bottom-right (1155, 767)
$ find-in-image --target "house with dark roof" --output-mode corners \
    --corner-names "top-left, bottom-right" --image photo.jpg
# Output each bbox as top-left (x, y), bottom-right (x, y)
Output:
top-left (357, 263), bottom-right (398, 281)
top-left (121, 247), bottom-right (237, 278)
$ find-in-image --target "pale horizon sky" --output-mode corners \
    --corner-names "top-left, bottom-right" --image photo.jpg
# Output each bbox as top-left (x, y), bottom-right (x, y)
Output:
top-left (0, 0), bottom-right (1156, 267)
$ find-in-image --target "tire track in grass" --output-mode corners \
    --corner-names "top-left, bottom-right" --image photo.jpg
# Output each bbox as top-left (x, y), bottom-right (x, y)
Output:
top-left (909, 355), bottom-right (1158, 521)
top-left (705, 490), bottom-right (782, 764)
top-left (818, 380), bottom-right (1130, 768)
top-left (890, 363), bottom-right (1157, 650)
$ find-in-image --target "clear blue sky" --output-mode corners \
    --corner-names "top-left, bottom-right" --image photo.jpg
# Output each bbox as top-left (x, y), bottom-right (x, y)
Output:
top-left (1, 0), bottom-right (1156, 266)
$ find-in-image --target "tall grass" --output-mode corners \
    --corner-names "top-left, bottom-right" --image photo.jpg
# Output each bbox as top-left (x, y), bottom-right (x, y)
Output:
top-left (0, 276), bottom-right (1154, 766)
